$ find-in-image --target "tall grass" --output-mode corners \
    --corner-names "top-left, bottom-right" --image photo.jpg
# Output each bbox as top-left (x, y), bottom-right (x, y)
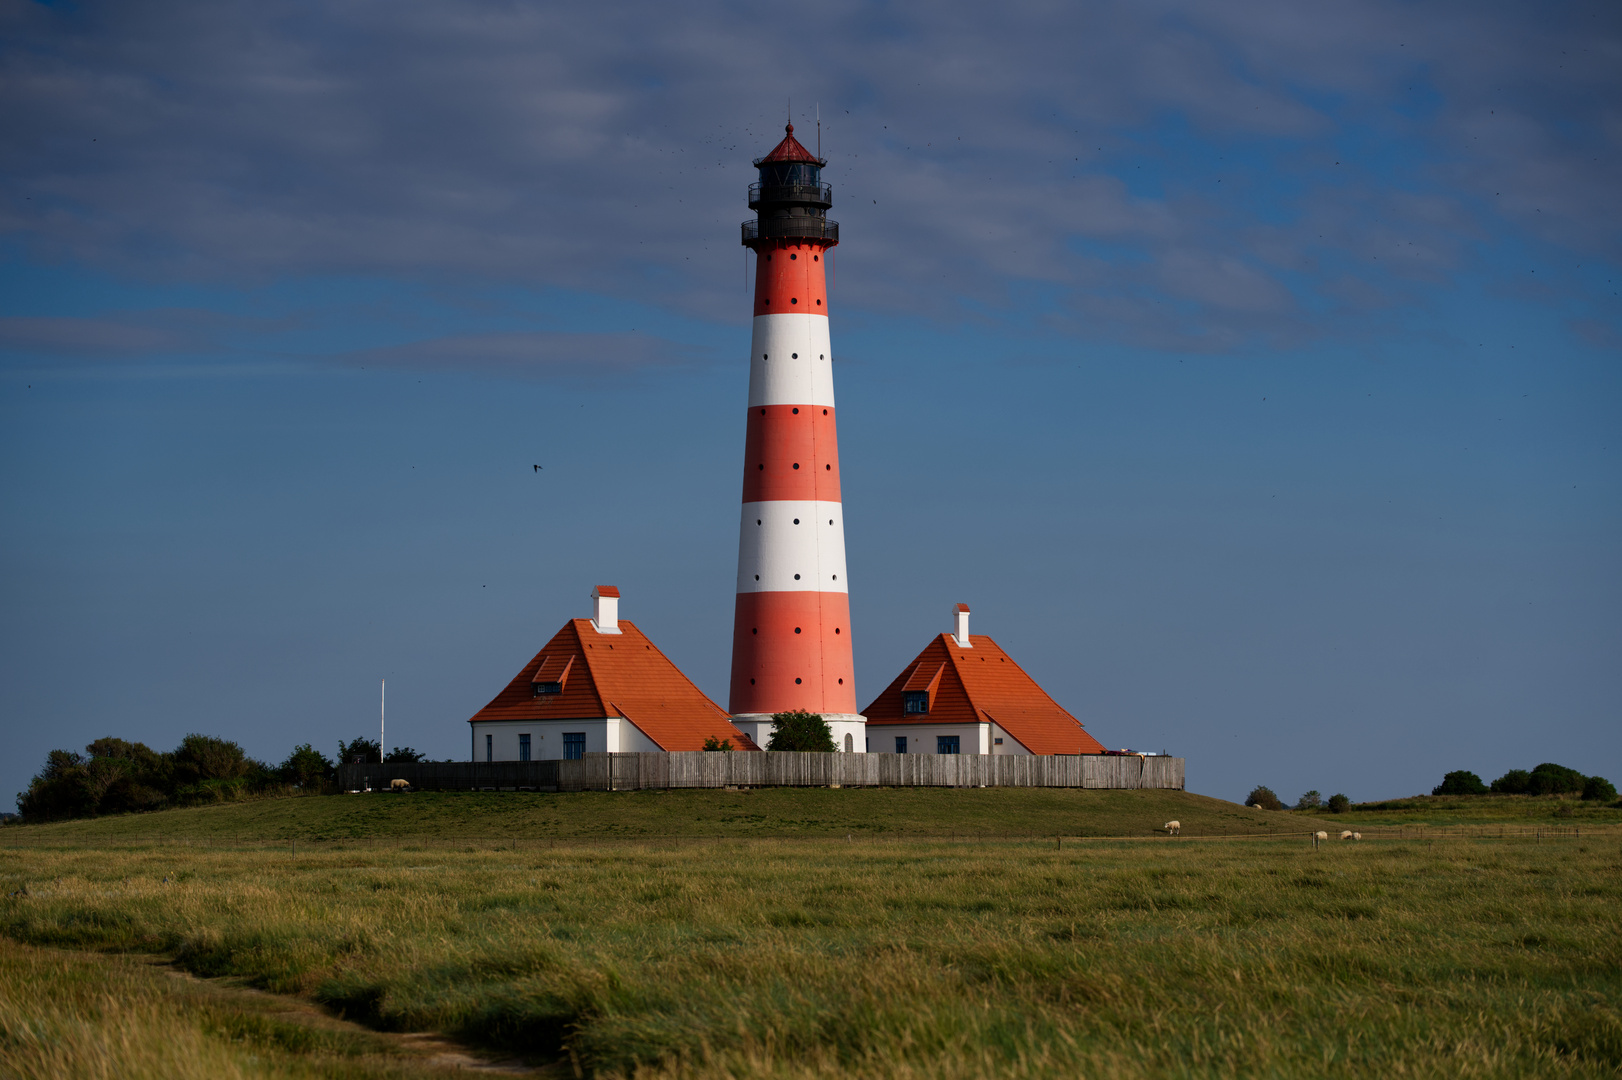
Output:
top-left (3, 835), bottom-right (1618, 1077)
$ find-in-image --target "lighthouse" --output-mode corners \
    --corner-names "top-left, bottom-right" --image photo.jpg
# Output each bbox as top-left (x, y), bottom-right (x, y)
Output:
top-left (727, 124), bottom-right (866, 753)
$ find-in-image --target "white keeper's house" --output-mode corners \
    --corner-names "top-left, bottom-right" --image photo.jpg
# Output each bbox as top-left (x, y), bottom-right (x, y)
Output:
top-left (860, 605), bottom-right (1107, 756)
top-left (467, 587), bottom-right (757, 761)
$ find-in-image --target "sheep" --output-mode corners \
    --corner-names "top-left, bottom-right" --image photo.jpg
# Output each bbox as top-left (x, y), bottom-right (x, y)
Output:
top-left (1340, 830), bottom-right (1354, 840)
top-left (1250, 803), bottom-right (1264, 810)
top-left (1162, 820), bottom-right (1181, 835)
top-left (1314, 831), bottom-right (1329, 841)
top-left (1353, 832), bottom-right (1362, 841)
top-left (390, 778), bottom-right (410, 792)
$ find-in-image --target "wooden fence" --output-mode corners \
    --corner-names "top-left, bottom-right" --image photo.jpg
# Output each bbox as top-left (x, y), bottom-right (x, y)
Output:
top-left (341, 752), bottom-right (1184, 793)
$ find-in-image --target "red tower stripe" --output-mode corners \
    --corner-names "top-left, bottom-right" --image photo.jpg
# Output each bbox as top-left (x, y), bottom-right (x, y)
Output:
top-left (741, 405), bottom-right (842, 503)
top-left (729, 591), bottom-right (856, 715)
top-left (753, 244), bottom-right (830, 317)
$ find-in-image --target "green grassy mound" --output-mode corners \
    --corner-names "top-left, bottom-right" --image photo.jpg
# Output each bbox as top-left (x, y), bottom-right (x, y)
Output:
top-left (1341, 793), bottom-right (1622, 826)
top-left (5, 787), bottom-right (1285, 844)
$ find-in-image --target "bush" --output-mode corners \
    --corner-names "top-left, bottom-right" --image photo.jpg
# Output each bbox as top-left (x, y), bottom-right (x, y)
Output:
top-left (701, 736), bottom-right (734, 752)
top-left (337, 737), bottom-right (382, 765)
top-left (1433, 770), bottom-right (1488, 796)
top-left (765, 711), bottom-right (836, 752)
top-left (1246, 786), bottom-right (1282, 811)
top-left (1526, 763), bottom-right (1586, 796)
top-left (279, 744), bottom-right (334, 790)
top-left (1582, 775), bottom-right (1616, 802)
top-left (1491, 768), bottom-right (1531, 794)
top-left (1326, 793), bottom-right (1350, 814)
top-left (384, 746), bottom-right (425, 763)
top-left (1294, 790), bottom-right (1322, 811)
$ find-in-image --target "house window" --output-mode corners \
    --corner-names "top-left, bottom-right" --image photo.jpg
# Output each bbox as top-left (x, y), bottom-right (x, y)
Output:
top-left (518, 734), bottom-right (531, 761)
top-left (533, 682), bottom-right (562, 697)
top-left (563, 733), bottom-right (586, 760)
top-left (895, 736), bottom-right (908, 754)
top-left (903, 691), bottom-right (929, 715)
top-left (994, 737), bottom-right (1004, 746)
top-left (485, 733), bottom-right (493, 762)
top-left (937, 736), bottom-right (961, 755)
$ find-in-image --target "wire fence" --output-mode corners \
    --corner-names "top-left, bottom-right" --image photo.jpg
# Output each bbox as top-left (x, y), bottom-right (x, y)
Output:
top-left (3, 822), bottom-right (1611, 854)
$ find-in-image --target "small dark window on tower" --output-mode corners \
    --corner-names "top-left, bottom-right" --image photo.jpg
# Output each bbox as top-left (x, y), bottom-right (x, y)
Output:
top-left (752, 628), bottom-right (758, 634)
top-left (816, 299), bottom-right (821, 305)
top-left (792, 355), bottom-right (798, 361)
top-left (790, 253), bottom-right (797, 260)
top-left (795, 678), bottom-right (802, 684)
top-left (791, 298), bottom-right (798, 304)
top-left (793, 463), bottom-right (800, 469)
top-left (533, 682), bottom-right (562, 697)
top-left (794, 574), bottom-right (800, 580)
top-left (794, 627), bottom-right (802, 634)
top-left (793, 518), bottom-right (800, 524)
top-left (904, 692), bottom-right (930, 715)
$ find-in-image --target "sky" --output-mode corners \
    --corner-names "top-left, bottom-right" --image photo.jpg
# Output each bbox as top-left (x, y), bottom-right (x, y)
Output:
top-left (2, 0), bottom-right (1619, 811)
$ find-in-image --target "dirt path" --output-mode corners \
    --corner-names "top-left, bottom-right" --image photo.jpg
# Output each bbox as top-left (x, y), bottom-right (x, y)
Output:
top-left (148, 956), bottom-right (549, 1076)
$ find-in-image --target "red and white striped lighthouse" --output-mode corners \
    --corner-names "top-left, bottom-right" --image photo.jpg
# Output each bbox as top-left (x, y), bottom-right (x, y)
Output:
top-left (728, 124), bottom-right (865, 752)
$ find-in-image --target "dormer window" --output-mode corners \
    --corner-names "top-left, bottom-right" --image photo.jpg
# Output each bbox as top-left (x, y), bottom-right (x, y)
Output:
top-left (530, 654), bottom-right (573, 699)
top-left (903, 691), bottom-right (929, 715)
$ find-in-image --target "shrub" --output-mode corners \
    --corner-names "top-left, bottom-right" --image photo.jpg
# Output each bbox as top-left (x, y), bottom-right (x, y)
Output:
top-left (1491, 769), bottom-right (1531, 794)
top-left (1433, 770), bottom-right (1488, 796)
top-left (1582, 775), bottom-right (1617, 802)
top-left (1294, 790), bottom-right (1322, 811)
top-left (701, 736), bottom-right (734, 752)
top-left (1326, 793), bottom-right (1350, 813)
top-left (1246, 786), bottom-right (1283, 811)
top-left (337, 737), bottom-right (382, 764)
top-left (384, 746), bottom-right (425, 763)
top-left (279, 744), bottom-right (334, 790)
top-left (172, 734), bottom-right (254, 785)
top-left (1526, 763), bottom-right (1586, 796)
top-left (765, 711), bottom-right (835, 752)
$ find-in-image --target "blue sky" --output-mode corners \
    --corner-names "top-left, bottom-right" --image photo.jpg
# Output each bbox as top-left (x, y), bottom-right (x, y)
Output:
top-left (2, 0), bottom-right (1618, 809)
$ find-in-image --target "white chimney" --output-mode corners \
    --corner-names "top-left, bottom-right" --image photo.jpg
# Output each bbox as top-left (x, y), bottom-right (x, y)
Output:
top-left (592, 585), bottom-right (622, 634)
top-left (952, 603), bottom-right (971, 647)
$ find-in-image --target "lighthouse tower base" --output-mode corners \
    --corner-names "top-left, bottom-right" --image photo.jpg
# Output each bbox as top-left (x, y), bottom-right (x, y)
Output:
top-left (732, 713), bottom-right (868, 754)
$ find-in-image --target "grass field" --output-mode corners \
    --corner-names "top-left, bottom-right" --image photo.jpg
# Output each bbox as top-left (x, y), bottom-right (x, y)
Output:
top-left (3, 789), bottom-right (1620, 1078)
top-left (8, 786), bottom-right (1619, 848)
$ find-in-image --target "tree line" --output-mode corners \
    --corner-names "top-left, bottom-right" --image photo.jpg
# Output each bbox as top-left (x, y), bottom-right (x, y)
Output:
top-left (14, 735), bottom-right (438, 822)
top-left (1432, 763), bottom-right (1615, 801)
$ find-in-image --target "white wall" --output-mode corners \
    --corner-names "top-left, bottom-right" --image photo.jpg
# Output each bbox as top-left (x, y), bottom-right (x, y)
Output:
top-left (469, 716), bottom-right (661, 760)
top-left (869, 722), bottom-right (993, 755)
top-left (734, 713), bottom-right (867, 752)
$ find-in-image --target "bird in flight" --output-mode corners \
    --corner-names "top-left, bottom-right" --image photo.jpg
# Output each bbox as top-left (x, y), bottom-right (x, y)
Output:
top-left (533, 465), bottom-right (543, 472)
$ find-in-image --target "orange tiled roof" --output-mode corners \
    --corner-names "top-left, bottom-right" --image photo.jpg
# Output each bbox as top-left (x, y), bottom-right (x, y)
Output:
top-left (468, 619), bottom-right (759, 751)
top-left (862, 634), bottom-right (1106, 755)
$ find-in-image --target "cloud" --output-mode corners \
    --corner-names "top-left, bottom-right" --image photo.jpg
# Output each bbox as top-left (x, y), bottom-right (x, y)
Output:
top-left (336, 331), bottom-right (715, 379)
top-left (0, 0), bottom-right (1616, 349)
